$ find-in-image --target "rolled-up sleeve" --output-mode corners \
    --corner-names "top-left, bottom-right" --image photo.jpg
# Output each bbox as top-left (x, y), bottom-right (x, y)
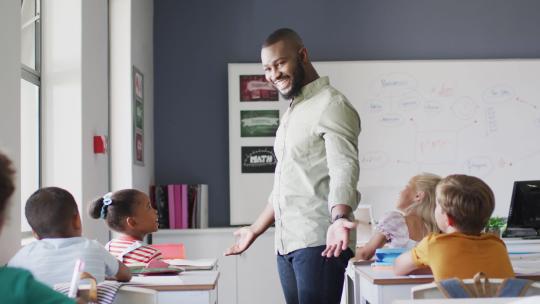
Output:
top-left (317, 98), bottom-right (361, 211)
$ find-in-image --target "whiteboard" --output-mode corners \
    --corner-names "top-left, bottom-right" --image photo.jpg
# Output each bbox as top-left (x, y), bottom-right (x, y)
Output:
top-left (229, 60), bottom-right (540, 225)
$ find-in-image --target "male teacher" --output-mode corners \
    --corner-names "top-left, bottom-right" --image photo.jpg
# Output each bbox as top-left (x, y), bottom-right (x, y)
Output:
top-left (225, 28), bottom-right (361, 304)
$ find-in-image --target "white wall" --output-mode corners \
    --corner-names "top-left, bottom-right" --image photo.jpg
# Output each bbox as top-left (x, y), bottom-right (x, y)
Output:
top-left (110, 0), bottom-right (154, 193)
top-left (81, 0), bottom-right (110, 242)
top-left (42, 0), bottom-right (110, 243)
top-left (0, 0), bottom-right (21, 263)
top-left (42, 0), bottom-right (83, 210)
top-left (110, 0), bottom-right (133, 191)
top-left (131, 0), bottom-right (154, 191)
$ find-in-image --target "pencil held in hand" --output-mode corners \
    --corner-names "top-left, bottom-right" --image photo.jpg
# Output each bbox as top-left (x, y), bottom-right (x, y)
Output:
top-left (68, 259), bottom-right (85, 298)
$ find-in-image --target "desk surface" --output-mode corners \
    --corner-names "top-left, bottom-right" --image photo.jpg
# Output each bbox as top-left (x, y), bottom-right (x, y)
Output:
top-left (128, 271), bottom-right (219, 291)
top-left (355, 265), bottom-right (540, 285)
top-left (356, 265), bottom-right (433, 285)
top-left (392, 298), bottom-right (524, 304)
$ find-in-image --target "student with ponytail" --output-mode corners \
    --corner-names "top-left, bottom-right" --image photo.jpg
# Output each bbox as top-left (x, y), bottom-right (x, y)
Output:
top-left (354, 173), bottom-right (442, 260)
top-left (89, 189), bottom-right (162, 266)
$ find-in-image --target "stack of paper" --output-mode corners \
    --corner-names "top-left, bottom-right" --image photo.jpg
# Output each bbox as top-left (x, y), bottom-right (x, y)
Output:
top-left (164, 258), bottom-right (218, 271)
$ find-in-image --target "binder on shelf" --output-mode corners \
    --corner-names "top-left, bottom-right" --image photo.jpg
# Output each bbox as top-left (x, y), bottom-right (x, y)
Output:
top-left (167, 185), bottom-right (176, 229)
top-left (152, 183), bottom-right (209, 229)
top-left (188, 185), bottom-right (198, 228)
top-left (181, 184), bottom-right (189, 229)
top-left (155, 185), bottom-right (169, 229)
top-left (173, 185), bottom-right (182, 229)
top-left (199, 184), bottom-right (208, 228)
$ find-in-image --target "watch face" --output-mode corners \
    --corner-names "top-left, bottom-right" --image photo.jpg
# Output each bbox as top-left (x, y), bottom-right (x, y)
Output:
top-left (333, 214), bottom-right (350, 223)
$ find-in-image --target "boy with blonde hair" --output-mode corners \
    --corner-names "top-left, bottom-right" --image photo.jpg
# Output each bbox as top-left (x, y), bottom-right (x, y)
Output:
top-left (394, 174), bottom-right (514, 280)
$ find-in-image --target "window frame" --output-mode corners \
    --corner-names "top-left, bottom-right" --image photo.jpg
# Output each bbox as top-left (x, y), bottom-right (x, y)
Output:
top-left (20, 0), bottom-right (42, 237)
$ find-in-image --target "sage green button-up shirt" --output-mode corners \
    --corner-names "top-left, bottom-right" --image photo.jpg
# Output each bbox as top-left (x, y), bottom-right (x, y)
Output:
top-left (270, 76), bottom-right (361, 255)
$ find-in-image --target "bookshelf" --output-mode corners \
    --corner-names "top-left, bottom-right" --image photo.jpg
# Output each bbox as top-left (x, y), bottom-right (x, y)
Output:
top-left (150, 184), bottom-right (208, 229)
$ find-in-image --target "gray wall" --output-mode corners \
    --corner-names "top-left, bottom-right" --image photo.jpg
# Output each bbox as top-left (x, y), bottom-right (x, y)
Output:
top-left (154, 0), bottom-right (540, 227)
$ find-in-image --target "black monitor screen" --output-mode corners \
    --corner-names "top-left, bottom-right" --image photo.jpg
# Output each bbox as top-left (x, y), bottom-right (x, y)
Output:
top-left (506, 180), bottom-right (540, 229)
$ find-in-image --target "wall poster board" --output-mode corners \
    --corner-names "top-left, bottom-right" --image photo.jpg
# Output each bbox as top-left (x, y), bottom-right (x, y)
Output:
top-left (229, 60), bottom-right (540, 225)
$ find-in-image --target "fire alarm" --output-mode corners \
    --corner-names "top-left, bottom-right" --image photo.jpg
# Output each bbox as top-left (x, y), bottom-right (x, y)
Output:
top-left (93, 135), bottom-right (107, 154)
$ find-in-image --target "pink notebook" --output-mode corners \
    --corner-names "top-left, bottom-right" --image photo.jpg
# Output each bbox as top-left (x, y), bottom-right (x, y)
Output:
top-left (173, 185), bottom-right (182, 229)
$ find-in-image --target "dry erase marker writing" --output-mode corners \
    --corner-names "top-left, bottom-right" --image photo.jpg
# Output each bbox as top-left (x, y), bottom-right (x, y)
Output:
top-left (68, 259), bottom-right (85, 298)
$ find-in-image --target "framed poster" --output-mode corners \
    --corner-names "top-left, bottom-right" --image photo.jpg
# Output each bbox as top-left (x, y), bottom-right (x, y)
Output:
top-left (240, 110), bottom-right (279, 137)
top-left (241, 146), bottom-right (277, 173)
top-left (134, 67), bottom-right (144, 99)
top-left (133, 66), bottom-right (144, 165)
top-left (240, 75), bottom-right (278, 101)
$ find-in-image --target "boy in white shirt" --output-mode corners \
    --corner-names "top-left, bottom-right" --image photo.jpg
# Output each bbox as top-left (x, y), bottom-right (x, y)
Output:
top-left (9, 187), bottom-right (131, 287)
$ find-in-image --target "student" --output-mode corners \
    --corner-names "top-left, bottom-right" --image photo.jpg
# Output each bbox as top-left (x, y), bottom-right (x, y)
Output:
top-left (89, 189), bottom-right (162, 266)
top-left (394, 174), bottom-right (515, 280)
top-left (354, 173), bottom-right (441, 260)
top-left (0, 152), bottom-right (74, 303)
top-left (8, 187), bottom-right (131, 287)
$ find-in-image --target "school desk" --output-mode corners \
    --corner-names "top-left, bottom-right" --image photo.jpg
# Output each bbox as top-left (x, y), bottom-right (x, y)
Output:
top-left (392, 298), bottom-right (523, 304)
top-left (351, 265), bottom-right (540, 304)
top-left (126, 270), bottom-right (219, 304)
top-left (346, 238), bottom-right (540, 304)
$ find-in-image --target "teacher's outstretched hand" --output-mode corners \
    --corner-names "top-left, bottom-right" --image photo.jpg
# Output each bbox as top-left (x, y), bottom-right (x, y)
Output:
top-left (321, 219), bottom-right (357, 258)
top-left (224, 226), bottom-right (257, 256)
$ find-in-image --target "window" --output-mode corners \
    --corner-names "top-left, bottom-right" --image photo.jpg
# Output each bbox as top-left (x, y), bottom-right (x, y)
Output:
top-left (20, 0), bottom-right (41, 233)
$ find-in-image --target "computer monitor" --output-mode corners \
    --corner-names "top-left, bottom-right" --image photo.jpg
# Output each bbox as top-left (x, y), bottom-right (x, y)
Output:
top-left (505, 181), bottom-right (540, 234)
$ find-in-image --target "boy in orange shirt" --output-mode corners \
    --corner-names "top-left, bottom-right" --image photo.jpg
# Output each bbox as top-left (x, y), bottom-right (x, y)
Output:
top-left (394, 174), bottom-right (514, 281)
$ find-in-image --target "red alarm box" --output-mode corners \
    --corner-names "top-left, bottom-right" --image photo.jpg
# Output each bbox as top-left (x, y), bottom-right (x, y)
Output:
top-left (93, 135), bottom-right (107, 154)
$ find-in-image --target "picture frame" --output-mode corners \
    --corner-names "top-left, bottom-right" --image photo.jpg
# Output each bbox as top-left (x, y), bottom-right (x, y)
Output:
top-left (133, 66), bottom-right (144, 165)
top-left (134, 66), bottom-right (144, 100)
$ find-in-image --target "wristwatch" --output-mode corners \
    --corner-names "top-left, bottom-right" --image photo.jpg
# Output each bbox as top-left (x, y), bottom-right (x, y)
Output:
top-left (332, 213), bottom-right (352, 223)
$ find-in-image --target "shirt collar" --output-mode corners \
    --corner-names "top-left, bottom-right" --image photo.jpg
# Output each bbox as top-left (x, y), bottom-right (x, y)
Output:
top-left (119, 235), bottom-right (143, 242)
top-left (291, 76), bottom-right (329, 106)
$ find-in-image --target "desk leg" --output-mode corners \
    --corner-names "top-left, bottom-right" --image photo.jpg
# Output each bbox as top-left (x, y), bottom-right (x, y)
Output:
top-left (344, 263), bottom-right (359, 304)
top-left (341, 271), bottom-right (354, 304)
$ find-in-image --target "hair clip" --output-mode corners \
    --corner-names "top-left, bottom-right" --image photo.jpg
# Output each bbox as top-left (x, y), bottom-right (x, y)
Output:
top-left (103, 192), bottom-right (113, 206)
top-left (100, 192), bottom-right (113, 219)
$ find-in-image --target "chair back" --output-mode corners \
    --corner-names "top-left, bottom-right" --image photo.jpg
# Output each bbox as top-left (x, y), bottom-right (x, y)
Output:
top-left (412, 272), bottom-right (540, 299)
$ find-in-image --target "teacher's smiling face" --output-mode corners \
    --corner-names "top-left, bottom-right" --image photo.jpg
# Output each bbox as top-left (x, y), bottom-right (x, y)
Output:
top-left (261, 40), bottom-right (307, 100)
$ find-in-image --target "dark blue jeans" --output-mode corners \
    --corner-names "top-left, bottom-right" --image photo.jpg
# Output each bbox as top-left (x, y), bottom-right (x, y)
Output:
top-left (276, 245), bottom-right (353, 304)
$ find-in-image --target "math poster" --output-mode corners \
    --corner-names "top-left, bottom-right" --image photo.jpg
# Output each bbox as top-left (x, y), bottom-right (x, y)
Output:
top-left (241, 146), bottom-right (277, 173)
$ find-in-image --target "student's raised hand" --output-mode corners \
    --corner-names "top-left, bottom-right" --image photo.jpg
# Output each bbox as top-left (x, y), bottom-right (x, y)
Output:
top-left (224, 226), bottom-right (256, 256)
top-left (321, 219), bottom-right (357, 258)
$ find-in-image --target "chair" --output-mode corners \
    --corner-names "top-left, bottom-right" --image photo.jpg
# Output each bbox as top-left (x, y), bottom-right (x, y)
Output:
top-left (412, 273), bottom-right (540, 299)
top-left (151, 243), bottom-right (186, 259)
